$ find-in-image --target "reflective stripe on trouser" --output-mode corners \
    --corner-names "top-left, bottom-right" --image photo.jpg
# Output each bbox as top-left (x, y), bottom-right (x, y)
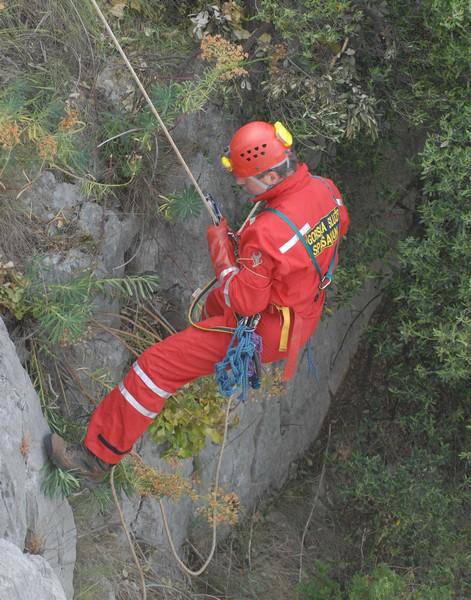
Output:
top-left (84, 309), bottom-right (309, 464)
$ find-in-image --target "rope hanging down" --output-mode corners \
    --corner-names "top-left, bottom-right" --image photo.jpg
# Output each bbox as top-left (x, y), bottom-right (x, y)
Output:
top-left (87, 0), bottom-right (218, 223)
top-left (86, 0), bottom-right (267, 585)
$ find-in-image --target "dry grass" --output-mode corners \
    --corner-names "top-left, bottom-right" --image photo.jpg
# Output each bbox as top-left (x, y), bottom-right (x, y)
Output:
top-left (71, 490), bottom-right (195, 600)
top-left (0, 0), bottom-right (100, 74)
top-left (19, 432), bottom-right (30, 458)
top-left (24, 528), bottom-right (44, 555)
top-left (0, 196), bottom-right (43, 263)
top-left (192, 470), bottom-right (342, 600)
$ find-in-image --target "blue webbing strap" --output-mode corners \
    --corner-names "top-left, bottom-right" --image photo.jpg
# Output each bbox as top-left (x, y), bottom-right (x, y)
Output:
top-left (322, 243), bottom-right (338, 289)
top-left (305, 338), bottom-right (320, 383)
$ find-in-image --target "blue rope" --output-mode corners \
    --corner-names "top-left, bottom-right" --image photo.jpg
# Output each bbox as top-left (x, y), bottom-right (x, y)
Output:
top-left (215, 319), bottom-right (263, 403)
top-left (305, 338), bottom-right (320, 384)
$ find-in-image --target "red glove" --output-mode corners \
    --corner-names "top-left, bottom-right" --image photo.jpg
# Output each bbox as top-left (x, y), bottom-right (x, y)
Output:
top-left (207, 219), bottom-right (237, 279)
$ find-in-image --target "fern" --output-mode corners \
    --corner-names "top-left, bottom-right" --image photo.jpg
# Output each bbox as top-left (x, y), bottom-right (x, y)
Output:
top-left (148, 82), bottom-right (183, 126)
top-left (21, 261), bottom-right (159, 345)
top-left (93, 274), bottom-right (159, 300)
top-left (25, 269), bottom-right (93, 345)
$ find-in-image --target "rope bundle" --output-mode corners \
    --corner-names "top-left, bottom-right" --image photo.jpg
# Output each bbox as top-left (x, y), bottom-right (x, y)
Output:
top-left (215, 317), bottom-right (263, 403)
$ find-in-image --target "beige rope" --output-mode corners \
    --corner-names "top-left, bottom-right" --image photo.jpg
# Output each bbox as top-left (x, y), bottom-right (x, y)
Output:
top-left (159, 395), bottom-right (233, 576)
top-left (88, 0), bottom-right (218, 223)
top-left (110, 465), bottom-right (147, 599)
top-left (110, 395), bottom-right (232, 589)
top-left (89, 1), bottom-right (255, 579)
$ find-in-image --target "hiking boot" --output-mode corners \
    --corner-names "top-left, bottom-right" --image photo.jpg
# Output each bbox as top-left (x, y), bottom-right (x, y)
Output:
top-left (44, 433), bottom-right (111, 485)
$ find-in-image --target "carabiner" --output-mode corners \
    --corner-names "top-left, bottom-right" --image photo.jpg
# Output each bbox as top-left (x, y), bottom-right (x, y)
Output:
top-left (319, 276), bottom-right (332, 291)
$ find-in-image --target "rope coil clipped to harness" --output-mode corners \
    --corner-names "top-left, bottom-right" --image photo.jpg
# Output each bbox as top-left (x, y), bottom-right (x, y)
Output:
top-left (215, 315), bottom-right (262, 404)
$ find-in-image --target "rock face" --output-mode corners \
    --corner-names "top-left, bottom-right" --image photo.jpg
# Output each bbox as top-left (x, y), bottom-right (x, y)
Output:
top-left (0, 318), bottom-right (74, 599)
top-left (128, 108), bottom-right (241, 326)
top-left (0, 540), bottom-right (67, 600)
top-left (17, 171), bottom-right (139, 410)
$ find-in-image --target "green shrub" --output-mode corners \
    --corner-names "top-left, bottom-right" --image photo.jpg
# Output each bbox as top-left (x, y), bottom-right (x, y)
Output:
top-left (148, 378), bottom-right (228, 458)
top-left (349, 565), bottom-right (453, 600)
top-left (299, 563), bottom-right (455, 600)
top-left (298, 560), bottom-right (342, 600)
top-left (349, 565), bottom-right (407, 600)
top-left (255, 1), bottom-right (378, 151)
top-left (333, 104), bottom-right (470, 594)
top-left (338, 450), bottom-right (463, 576)
top-left (385, 0), bottom-right (470, 125)
top-left (396, 105), bottom-right (471, 389)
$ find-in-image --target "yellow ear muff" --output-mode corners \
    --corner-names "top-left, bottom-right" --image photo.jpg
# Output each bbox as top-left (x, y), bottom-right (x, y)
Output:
top-left (221, 155), bottom-right (233, 172)
top-left (274, 121), bottom-right (293, 147)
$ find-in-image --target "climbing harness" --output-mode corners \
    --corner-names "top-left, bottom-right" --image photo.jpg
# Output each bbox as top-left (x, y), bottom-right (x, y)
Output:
top-left (214, 314), bottom-right (262, 404)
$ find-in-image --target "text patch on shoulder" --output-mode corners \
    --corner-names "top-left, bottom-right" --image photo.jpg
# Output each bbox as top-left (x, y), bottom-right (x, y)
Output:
top-left (305, 207), bottom-right (340, 256)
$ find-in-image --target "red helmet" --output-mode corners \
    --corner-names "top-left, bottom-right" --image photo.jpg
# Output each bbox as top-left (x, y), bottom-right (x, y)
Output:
top-left (221, 121), bottom-right (293, 178)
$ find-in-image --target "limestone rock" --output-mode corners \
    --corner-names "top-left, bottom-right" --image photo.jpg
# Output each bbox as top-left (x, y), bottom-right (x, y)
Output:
top-left (127, 107), bottom-right (240, 319)
top-left (0, 540), bottom-right (67, 600)
top-left (96, 60), bottom-right (135, 109)
top-left (20, 170), bottom-right (139, 408)
top-left (78, 201), bottom-right (105, 240)
top-left (77, 201), bottom-right (139, 274)
top-left (18, 171), bottom-right (84, 233)
top-left (0, 317), bottom-right (76, 598)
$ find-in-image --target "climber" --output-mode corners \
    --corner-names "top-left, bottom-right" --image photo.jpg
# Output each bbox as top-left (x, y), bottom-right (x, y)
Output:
top-left (45, 120), bottom-right (350, 483)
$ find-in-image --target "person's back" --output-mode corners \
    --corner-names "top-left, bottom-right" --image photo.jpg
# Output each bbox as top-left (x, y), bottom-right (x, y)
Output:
top-left (235, 164), bottom-right (349, 319)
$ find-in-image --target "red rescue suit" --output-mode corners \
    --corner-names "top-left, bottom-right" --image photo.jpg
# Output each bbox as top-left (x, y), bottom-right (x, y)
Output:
top-left (84, 164), bottom-right (349, 464)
